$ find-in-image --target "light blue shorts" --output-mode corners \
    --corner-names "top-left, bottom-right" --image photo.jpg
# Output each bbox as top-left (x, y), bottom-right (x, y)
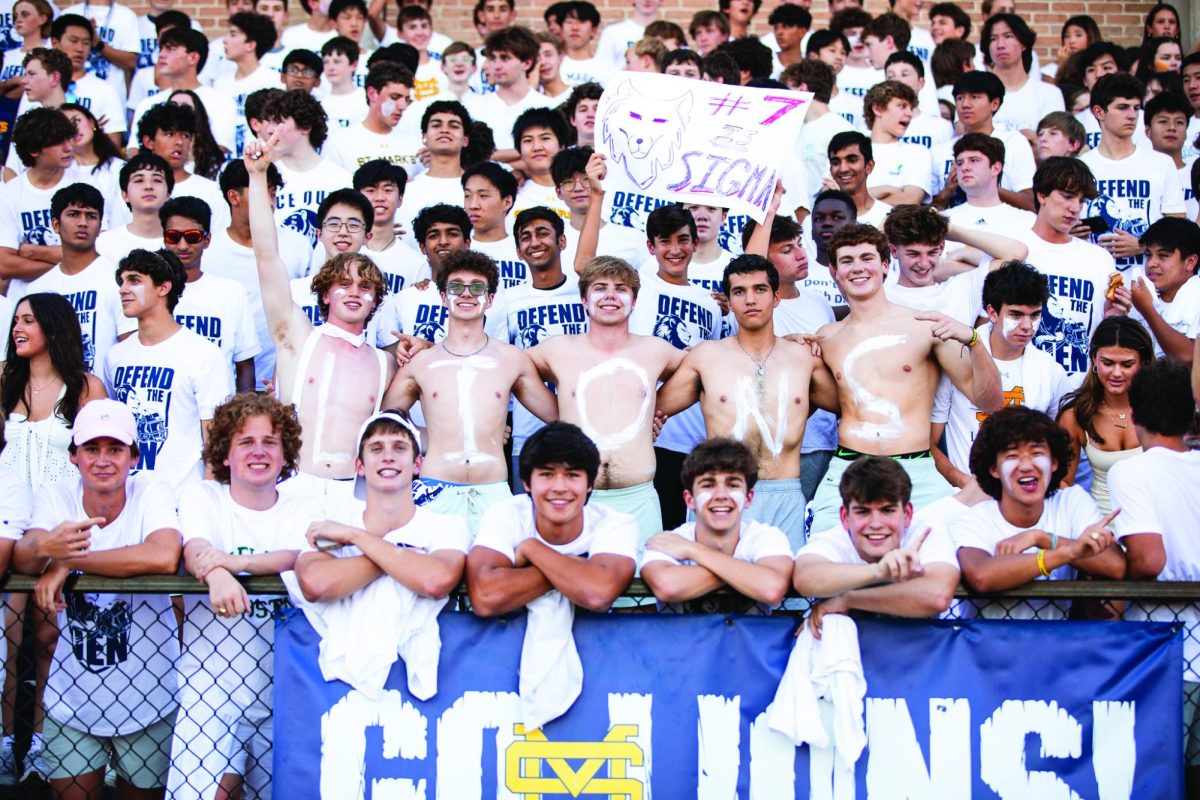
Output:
top-left (421, 478), bottom-right (512, 538)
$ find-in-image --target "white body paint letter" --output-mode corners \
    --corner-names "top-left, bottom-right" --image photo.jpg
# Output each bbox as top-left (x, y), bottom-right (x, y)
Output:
top-left (427, 356), bottom-right (499, 463)
top-left (842, 335), bottom-right (907, 441)
top-left (729, 374), bottom-right (788, 456)
top-left (575, 358), bottom-right (652, 450)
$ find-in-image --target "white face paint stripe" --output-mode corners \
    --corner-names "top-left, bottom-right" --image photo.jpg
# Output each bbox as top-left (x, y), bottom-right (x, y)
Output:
top-left (843, 334), bottom-right (907, 441)
top-left (427, 356), bottom-right (499, 464)
top-left (1032, 454), bottom-right (1052, 484)
top-left (1001, 317), bottom-right (1019, 339)
top-left (575, 358), bottom-right (651, 450)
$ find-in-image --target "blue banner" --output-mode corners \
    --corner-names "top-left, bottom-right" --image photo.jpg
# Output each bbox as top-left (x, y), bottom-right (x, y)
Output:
top-left (273, 610), bottom-right (1181, 799)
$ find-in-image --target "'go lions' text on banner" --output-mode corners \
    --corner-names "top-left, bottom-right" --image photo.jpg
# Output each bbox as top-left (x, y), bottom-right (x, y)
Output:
top-left (273, 611), bottom-right (1181, 799)
top-left (595, 73), bottom-right (812, 234)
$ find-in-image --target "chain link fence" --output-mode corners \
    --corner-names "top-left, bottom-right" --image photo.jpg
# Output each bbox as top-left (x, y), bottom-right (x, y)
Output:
top-left (0, 576), bottom-right (1192, 798)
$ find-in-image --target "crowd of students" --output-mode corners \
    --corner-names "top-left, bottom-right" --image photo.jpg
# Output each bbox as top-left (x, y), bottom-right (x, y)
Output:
top-left (0, 0), bottom-right (1194, 794)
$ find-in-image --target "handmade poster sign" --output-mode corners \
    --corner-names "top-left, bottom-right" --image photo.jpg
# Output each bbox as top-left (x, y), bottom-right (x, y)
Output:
top-left (596, 72), bottom-right (812, 232)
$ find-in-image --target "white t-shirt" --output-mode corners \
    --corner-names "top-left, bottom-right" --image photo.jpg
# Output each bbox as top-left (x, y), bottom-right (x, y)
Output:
top-left (559, 55), bottom-right (611, 88)
top-left (0, 166), bottom-right (82, 249)
top-left (596, 18), bottom-right (644, 70)
top-left (473, 236), bottom-right (530, 290)
top-left (797, 110), bottom-right (855, 202)
top-left (1081, 144), bottom-right (1187, 272)
top-left (172, 272), bottom-right (261, 384)
top-left (64, 0), bottom-right (139, 106)
top-left (642, 519), bottom-right (793, 612)
top-left (6, 75), bottom-right (126, 152)
top-left (321, 90), bottom-right (369, 132)
top-left (1110, 447), bottom-right (1200, 681)
top-left (0, 468), bottom-right (31, 541)
top-left (991, 73), bottom-right (1064, 134)
top-left (202, 226), bottom-right (311, 390)
top-left (213, 64), bottom-right (281, 157)
top-left (103, 327), bottom-right (232, 492)
top-left (800, 262), bottom-right (847, 309)
top-left (933, 328), bottom-right (1072, 472)
top-left (469, 88), bottom-right (553, 151)
top-left (1182, 156), bottom-right (1197, 221)
top-left (930, 127), bottom-right (1037, 200)
top-left (1149, 274), bottom-right (1200, 357)
top-left (37, 473), bottom-right (180, 736)
top-left (397, 174), bottom-right (465, 237)
top-left (178, 481), bottom-right (324, 708)
top-left (94, 225), bottom-right (162, 264)
top-left (885, 262), bottom-right (989, 326)
top-left (952, 485), bottom-right (1101, 619)
top-left (828, 89), bottom-right (869, 132)
top-left (357, 238), bottom-right (430, 296)
top-left (273, 158), bottom-right (354, 247)
top-left (899, 110), bottom-right (954, 150)
top-left (512, 180), bottom-right (571, 222)
top-left (1023, 232), bottom-right (1115, 378)
top-left (944, 201), bottom-right (1037, 239)
top-left (868, 141), bottom-right (933, 200)
top-left (629, 270), bottom-right (720, 454)
top-left (129, 86), bottom-right (238, 154)
top-left (322, 123), bottom-right (423, 175)
top-left (280, 22), bottom-right (336, 52)
top-left (168, 174), bottom-right (231, 233)
top-left (307, 503), bottom-right (471, 562)
top-left (7, 257), bottom-right (133, 372)
top-left (474, 493), bottom-right (638, 567)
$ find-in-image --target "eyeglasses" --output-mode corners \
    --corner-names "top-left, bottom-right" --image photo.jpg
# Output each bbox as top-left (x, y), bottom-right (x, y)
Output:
top-left (443, 56), bottom-right (474, 66)
top-left (321, 219), bottom-right (366, 233)
top-left (164, 229), bottom-right (206, 244)
top-left (557, 176), bottom-right (590, 190)
top-left (446, 281), bottom-right (489, 297)
top-left (284, 65), bottom-right (318, 78)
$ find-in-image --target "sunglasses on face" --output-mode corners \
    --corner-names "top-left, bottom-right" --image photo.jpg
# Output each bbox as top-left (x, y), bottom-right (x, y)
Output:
top-left (446, 281), bottom-right (489, 297)
top-left (164, 229), bottom-right (206, 245)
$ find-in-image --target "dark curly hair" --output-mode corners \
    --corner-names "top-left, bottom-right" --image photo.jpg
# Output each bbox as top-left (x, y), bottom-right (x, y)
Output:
top-left (969, 407), bottom-right (1073, 500)
top-left (310, 252), bottom-right (387, 322)
top-left (883, 204), bottom-right (949, 248)
top-left (681, 437), bottom-right (758, 492)
top-left (264, 89), bottom-right (329, 149)
top-left (116, 249), bottom-right (188, 312)
top-left (204, 392), bottom-right (302, 484)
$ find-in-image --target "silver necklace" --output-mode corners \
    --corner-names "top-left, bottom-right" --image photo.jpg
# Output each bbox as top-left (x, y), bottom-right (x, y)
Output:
top-left (440, 334), bottom-right (489, 358)
top-left (736, 338), bottom-right (775, 377)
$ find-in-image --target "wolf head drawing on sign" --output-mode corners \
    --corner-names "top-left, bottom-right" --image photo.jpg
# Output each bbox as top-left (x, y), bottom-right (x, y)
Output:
top-left (601, 81), bottom-right (693, 190)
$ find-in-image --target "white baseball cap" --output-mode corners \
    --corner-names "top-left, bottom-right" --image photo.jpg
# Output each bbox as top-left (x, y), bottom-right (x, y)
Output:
top-left (72, 399), bottom-right (137, 447)
top-left (353, 411), bottom-right (423, 500)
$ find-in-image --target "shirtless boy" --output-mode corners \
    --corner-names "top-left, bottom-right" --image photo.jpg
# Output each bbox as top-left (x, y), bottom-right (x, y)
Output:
top-left (244, 131), bottom-right (394, 499)
top-left (528, 256), bottom-right (684, 542)
top-left (806, 223), bottom-right (1003, 533)
top-left (382, 250), bottom-right (557, 533)
top-left (657, 254), bottom-right (839, 548)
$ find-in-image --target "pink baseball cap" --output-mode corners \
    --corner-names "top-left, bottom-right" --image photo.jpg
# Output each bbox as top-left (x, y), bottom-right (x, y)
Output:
top-left (72, 399), bottom-right (137, 447)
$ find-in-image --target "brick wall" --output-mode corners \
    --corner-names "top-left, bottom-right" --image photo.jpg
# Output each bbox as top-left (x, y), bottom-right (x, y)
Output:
top-left (153, 0), bottom-right (1161, 62)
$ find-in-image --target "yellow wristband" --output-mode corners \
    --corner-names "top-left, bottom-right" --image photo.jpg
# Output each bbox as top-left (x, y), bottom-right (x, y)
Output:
top-left (968, 328), bottom-right (980, 348)
top-left (1036, 548), bottom-right (1052, 578)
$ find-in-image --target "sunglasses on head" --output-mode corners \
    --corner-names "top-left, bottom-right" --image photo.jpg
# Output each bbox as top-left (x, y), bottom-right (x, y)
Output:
top-left (164, 229), bottom-right (206, 245)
